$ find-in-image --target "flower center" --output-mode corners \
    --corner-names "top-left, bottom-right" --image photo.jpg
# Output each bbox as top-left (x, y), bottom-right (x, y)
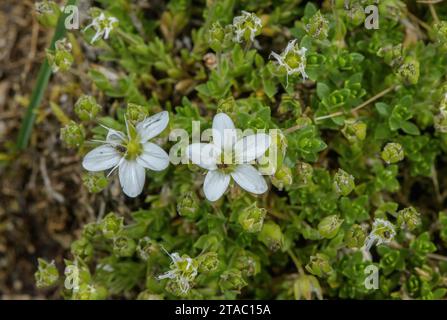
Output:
top-left (217, 150), bottom-right (236, 173)
top-left (284, 52), bottom-right (302, 69)
top-left (125, 138), bottom-right (142, 160)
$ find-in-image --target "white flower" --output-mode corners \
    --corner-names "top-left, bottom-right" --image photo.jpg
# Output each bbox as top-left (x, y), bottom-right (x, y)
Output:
top-left (270, 39), bottom-right (308, 85)
top-left (186, 113), bottom-right (271, 201)
top-left (84, 13), bottom-right (119, 43)
top-left (363, 218), bottom-right (396, 251)
top-left (82, 111), bottom-right (170, 198)
top-left (232, 11), bottom-right (262, 43)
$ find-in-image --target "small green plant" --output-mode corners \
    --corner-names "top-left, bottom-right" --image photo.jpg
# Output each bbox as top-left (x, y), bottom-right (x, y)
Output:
top-left (32, 0), bottom-right (447, 300)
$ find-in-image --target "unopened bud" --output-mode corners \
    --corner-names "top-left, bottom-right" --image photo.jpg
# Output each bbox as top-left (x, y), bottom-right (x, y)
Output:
top-left (177, 191), bottom-right (200, 219)
top-left (126, 103), bottom-right (148, 123)
top-left (60, 121), bottom-right (85, 148)
top-left (99, 213), bottom-right (123, 239)
top-left (35, 258), bottom-right (59, 288)
top-left (71, 237), bottom-right (94, 261)
top-left (136, 237), bottom-right (159, 261)
top-left (75, 95), bottom-right (102, 121)
top-left (232, 249), bottom-right (260, 277)
top-left (219, 269), bottom-right (247, 291)
top-left (47, 38), bottom-right (73, 73)
top-left (113, 235), bottom-right (136, 257)
top-left (271, 166), bottom-right (293, 190)
top-left (342, 120), bottom-right (367, 143)
top-left (305, 253), bottom-right (333, 278)
top-left (344, 224), bottom-right (367, 248)
top-left (381, 142), bottom-right (404, 164)
top-left (197, 252), bottom-right (220, 273)
top-left (238, 204), bottom-right (266, 233)
top-left (35, 1), bottom-right (60, 27)
top-left (397, 206), bottom-right (421, 231)
top-left (306, 11), bottom-right (329, 40)
top-left (294, 274), bottom-right (322, 300)
top-left (318, 215), bottom-right (343, 239)
top-left (397, 58), bottom-right (420, 85)
top-left (333, 169), bottom-right (355, 196)
top-left (258, 221), bottom-right (283, 251)
top-left (82, 172), bottom-right (108, 193)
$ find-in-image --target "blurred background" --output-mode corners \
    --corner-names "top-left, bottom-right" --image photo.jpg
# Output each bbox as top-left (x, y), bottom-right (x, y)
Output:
top-left (0, 0), bottom-right (129, 299)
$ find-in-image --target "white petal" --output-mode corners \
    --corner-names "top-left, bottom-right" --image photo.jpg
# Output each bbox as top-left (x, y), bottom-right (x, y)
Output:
top-left (186, 143), bottom-right (220, 170)
top-left (136, 111), bottom-right (169, 143)
top-left (234, 133), bottom-right (271, 163)
top-left (212, 113), bottom-right (237, 151)
top-left (136, 142), bottom-right (169, 171)
top-left (82, 145), bottom-right (121, 171)
top-left (231, 164), bottom-right (268, 194)
top-left (106, 129), bottom-right (126, 144)
top-left (203, 170), bottom-right (230, 201)
top-left (118, 160), bottom-right (146, 197)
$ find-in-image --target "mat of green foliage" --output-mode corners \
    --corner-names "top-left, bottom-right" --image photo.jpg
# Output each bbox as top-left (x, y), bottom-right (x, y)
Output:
top-left (34, 0), bottom-right (447, 300)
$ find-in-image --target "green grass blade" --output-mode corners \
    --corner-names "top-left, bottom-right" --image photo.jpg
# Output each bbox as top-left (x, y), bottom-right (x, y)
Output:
top-left (16, 0), bottom-right (78, 150)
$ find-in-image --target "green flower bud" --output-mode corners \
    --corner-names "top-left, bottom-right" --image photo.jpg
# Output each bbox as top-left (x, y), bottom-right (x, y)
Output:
top-left (82, 172), bottom-right (108, 193)
top-left (219, 269), bottom-right (247, 291)
top-left (35, 1), bottom-right (60, 28)
top-left (71, 237), bottom-right (94, 261)
top-left (346, 4), bottom-right (366, 27)
top-left (81, 222), bottom-right (99, 240)
top-left (333, 169), bottom-right (355, 196)
top-left (318, 215), bottom-right (343, 239)
top-left (136, 237), bottom-right (159, 261)
top-left (397, 58), bottom-right (420, 85)
top-left (113, 235), bottom-right (137, 257)
top-left (296, 162), bottom-right (313, 185)
top-left (177, 191), bottom-right (199, 219)
top-left (434, 108), bottom-right (447, 133)
top-left (137, 290), bottom-right (164, 300)
top-left (217, 97), bottom-right (236, 114)
top-left (434, 21), bottom-right (447, 51)
top-left (126, 103), bottom-right (148, 123)
top-left (238, 204), bottom-right (266, 233)
top-left (381, 142), bottom-right (404, 164)
top-left (47, 39), bottom-right (73, 73)
top-left (344, 224), bottom-right (367, 248)
top-left (294, 274), bottom-right (322, 300)
top-left (232, 249), bottom-right (260, 277)
top-left (305, 253), bottom-right (333, 278)
top-left (306, 11), bottom-right (329, 40)
top-left (35, 258), bottom-right (59, 288)
top-left (197, 252), bottom-right (220, 273)
top-left (397, 206), bottom-right (421, 231)
top-left (258, 221), bottom-right (284, 251)
top-left (60, 121), bottom-right (85, 148)
top-left (99, 213), bottom-right (123, 239)
top-left (377, 44), bottom-right (403, 68)
top-left (72, 283), bottom-right (107, 300)
top-left (258, 129), bottom-right (288, 175)
top-left (74, 95), bottom-right (102, 121)
top-left (271, 166), bottom-right (293, 190)
top-left (341, 120), bottom-right (367, 143)
top-left (208, 22), bottom-right (226, 52)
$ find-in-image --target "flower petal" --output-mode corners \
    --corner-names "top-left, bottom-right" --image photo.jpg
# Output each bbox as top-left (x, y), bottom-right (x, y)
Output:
top-left (118, 160), bottom-right (145, 197)
top-left (203, 170), bottom-right (230, 201)
top-left (231, 164), bottom-right (268, 194)
top-left (212, 113), bottom-right (237, 151)
top-left (136, 142), bottom-right (170, 171)
top-left (234, 133), bottom-right (271, 163)
top-left (82, 145), bottom-right (121, 171)
top-left (186, 143), bottom-right (220, 170)
top-left (136, 111), bottom-right (169, 143)
top-left (106, 129), bottom-right (126, 144)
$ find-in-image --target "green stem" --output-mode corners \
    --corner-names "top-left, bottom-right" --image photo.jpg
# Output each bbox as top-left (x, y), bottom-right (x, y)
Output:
top-left (16, 0), bottom-right (77, 150)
